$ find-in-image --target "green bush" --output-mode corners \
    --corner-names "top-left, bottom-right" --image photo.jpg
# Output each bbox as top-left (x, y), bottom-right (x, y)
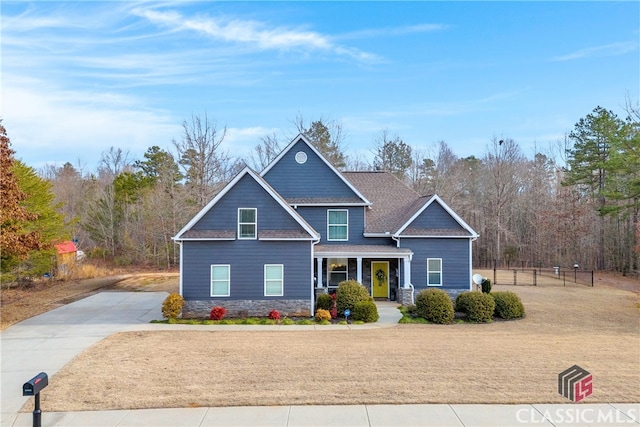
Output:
top-left (415, 288), bottom-right (454, 324)
top-left (316, 293), bottom-right (333, 311)
top-left (481, 278), bottom-right (492, 293)
top-left (455, 292), bottom-right (473, 313)
top-left (492, 291), bottom-right (525, 319)
top-left (457, 292), bottom-right (495, 322)
top-left (353, 299), bottom-right (379, 323)
top-left (161, 293), bottom-right (184, 319)
top-left (336, 280), bottom-right (370, 315)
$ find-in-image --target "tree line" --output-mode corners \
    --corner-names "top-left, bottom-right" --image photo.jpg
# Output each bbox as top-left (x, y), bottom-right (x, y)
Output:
top-left (1, 103), bottom-right (638, 284)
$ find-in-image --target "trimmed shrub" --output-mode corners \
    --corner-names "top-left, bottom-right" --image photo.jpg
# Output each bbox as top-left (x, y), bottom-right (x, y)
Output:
top-left (210, 306), bottom-right (227, 321)
top-left (315, 309), bottom-right (332, 322)
top-left (268, 309), bottom-right (280, 320)
top-left (481, 278), bottom-right (492, 294)
top-left (455, 292), bottom-right (473, 313)
top-left (353, 299), bottom-right (379, 323)
top-left (161, 293), bottom-right (184, 319)
top-left (415, 288), bottom-right (454, 324)
top-left (316, 293), bottom-right (333, 311)
top-left (464, 292), bottom-right (495, 322)
top-left (336, 280), bottom-right (371, 315)
top-left (492, 291), bottom-right (525, 319)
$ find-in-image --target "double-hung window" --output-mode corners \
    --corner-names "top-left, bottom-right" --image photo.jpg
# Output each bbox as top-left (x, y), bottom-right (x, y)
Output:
top-left (264, 264), bottom-right (284, 296)
top-left (238, 208), bottom-right (257, 239)
top-left (327, 209), bottom-right (348, 241)
top-left (327, 258), bottom-right (348, 287)
top-left (211, 265), bottom-right (230, 296)
top-left (427, 258), bottom-right (442, 286)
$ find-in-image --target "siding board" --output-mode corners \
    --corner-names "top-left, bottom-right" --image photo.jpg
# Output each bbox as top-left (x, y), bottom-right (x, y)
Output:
top-left (182, 240), bottom-right (312, 301)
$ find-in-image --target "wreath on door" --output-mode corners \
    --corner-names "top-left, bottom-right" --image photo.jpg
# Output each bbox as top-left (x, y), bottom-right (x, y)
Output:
top-left (375, 269), bottom-right (386, 286)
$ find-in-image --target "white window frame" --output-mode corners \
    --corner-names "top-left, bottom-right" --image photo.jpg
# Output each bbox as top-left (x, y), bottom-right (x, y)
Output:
top-left (327, 209), bottom-right (348, 241)
top-left (238, 208), bottom-right (257, 240)
top-left (327, 258), bottom-right (348, 288)
top-left (210, 264), bottom-right (230, 297)
top-left (264, 264), bottom-right (284, 296)
top-left (427, 258), bottom-right (442, 286)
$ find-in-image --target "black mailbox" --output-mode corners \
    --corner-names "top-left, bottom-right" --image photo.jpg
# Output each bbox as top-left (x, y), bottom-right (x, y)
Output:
top-left (23, 372), bottom-right (48, 396)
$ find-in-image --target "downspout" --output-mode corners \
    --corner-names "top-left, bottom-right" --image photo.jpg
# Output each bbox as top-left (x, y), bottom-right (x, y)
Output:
top-left (311, 236), bottom-right (321, 315)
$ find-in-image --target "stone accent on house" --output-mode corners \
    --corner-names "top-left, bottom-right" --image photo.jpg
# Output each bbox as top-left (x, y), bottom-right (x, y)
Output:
top-left (443, 288), bottom-right (469, 300)
top-left (183, 299), bottom-right (311, 318)
top-left (398, 287), bottom-right (414, 306)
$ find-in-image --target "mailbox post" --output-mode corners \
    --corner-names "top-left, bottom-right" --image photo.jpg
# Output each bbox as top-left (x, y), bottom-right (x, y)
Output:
top-left (23, 372), bottom-right (48, 427)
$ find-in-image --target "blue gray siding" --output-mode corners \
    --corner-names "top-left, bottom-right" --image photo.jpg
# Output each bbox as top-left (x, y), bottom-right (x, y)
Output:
top-left (263, 140), bottom-right (359, 200)
top-left (401, 238), bottom-right (471, 292)
top-left (409, 201), bottom-right (465, 230)
top-left (181, 240), bottom-right (312, 300)
top-left (296, 206), bottom-right (366, 244)
top-left (193, 174), bottom-right (304, 232)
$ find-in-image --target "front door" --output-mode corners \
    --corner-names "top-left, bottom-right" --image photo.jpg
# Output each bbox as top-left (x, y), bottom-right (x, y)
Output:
top-left (371, 261), bottom-right (389, 298)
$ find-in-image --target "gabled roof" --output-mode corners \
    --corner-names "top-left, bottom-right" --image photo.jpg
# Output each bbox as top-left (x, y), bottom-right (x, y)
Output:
top-left (395, 194), bottom-right (479, 239)
top-left (173, 167), bottom-right (320, 241)
top-left (342, 171), bottom-right (420, 234)
top-left (342, 172), bottom-right (478, 239)
top-left (54, 241), bottom-right (77, 255)
top-left (261, 134), bottom-right (371, 206)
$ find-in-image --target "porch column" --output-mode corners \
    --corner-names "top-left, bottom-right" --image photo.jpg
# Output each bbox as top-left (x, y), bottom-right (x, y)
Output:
top-left (356, 257), bottom-right (362, 284)
top-left (316, 257), bottom-right (323, 288)
top-left (403, 256), bottom-right (412, 288)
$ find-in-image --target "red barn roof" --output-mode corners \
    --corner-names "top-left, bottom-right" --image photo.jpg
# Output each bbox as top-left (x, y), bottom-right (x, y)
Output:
top-left (54, 241), bottom-right (77, 255)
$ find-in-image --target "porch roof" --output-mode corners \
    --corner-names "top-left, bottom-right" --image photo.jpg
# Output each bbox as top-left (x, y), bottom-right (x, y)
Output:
top-left (314, 244), bottom-right (412, 258)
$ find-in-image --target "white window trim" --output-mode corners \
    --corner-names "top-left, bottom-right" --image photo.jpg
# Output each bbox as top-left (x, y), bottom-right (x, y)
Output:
top-left (238, 208), bottom-right (257, 240)
top-left (327, 258), bottom-right (348, 288)
top-left (264, 264), bottom-right (284, 296)
top-left (427, 258), bottom-right (443, 286)
top-left (210, 264), bottom-right (230, 297)
top-left (327, 209), bottom-right (349, 241)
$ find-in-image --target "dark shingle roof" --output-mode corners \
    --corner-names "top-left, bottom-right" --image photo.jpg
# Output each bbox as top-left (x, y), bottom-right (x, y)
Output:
top-left (181, 230), bottom-right (235, 239)
top-left (341, 171), bottom-right (426, 234)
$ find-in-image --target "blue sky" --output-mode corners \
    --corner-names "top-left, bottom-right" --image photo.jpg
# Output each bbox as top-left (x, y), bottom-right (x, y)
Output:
top-left (2, 1), bottom-right (638, 171)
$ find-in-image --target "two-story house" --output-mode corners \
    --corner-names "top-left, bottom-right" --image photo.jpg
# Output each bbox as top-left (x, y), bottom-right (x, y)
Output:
top-left (173, 135), bottom-right (478, 317)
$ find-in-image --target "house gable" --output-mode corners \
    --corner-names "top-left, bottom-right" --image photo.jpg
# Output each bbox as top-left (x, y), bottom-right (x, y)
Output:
top-left (396, 195), bottom-right (478, 238)
top-left (261, 135), bottom-right (370, 206)
top-left (174, 168), bottom-right (319, 241)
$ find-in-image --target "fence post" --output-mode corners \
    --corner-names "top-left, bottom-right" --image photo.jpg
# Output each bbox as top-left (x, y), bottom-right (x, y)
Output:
top-left (563, 272), bottom-right (566, 287)
top-left (533, 269), bottom-right (537, 286)
top-left (494, 266), bottom-right (497, 286)
top-left (513, 269), bottom-right (517, 286)
top-left (591, 270), bottom-right (594, 287)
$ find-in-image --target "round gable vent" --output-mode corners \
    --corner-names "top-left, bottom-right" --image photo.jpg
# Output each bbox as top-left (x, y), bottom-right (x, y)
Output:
top-left (295, 151), bottom-right (308, 164)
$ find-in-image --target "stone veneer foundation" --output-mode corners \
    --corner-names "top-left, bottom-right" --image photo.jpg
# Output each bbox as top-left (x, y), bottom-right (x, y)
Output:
top-left (182, 299), bottom-right (311, 318)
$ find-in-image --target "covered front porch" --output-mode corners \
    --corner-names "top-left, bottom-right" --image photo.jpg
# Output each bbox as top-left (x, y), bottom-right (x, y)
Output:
top-left (313, 245), bottom-right (414, 303)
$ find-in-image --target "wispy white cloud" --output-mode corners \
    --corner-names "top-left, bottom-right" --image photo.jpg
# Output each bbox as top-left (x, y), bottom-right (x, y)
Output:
top-left (3, 75), bottom-right (181, 168)
top-left (132, 8), bottom-right (381, 62)
top-left (339, 23), bottom-right (449, 40)
top-left (552, 41), bottom-right (637, 61)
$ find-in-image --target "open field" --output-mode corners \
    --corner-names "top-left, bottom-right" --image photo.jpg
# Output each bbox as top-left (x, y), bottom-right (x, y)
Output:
top-left (38, 284), bottom-right (640, 411)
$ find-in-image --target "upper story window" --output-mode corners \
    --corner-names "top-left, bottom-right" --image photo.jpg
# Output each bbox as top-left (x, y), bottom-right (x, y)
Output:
top-left (238, 208), bottom-right (257, 239)
top-left (327, 209), bottom-right (348, 241)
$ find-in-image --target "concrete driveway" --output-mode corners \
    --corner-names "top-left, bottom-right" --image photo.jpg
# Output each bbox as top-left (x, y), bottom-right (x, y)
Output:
top-left (1, 292), bottom-right (168, 425)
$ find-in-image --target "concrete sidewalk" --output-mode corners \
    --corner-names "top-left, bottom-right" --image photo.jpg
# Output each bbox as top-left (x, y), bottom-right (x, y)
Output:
top-left (2, 293), bottom-right (639, 426)
top-left (9, 403), bottom-right (640, 426)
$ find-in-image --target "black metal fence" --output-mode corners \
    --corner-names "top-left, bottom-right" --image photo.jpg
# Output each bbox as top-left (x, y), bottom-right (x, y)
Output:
top-left (482, 267), bottom-right (594, 287)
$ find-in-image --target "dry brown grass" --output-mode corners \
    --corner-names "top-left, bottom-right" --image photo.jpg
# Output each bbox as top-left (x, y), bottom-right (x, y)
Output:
top-left (40, 284), bottom-right (640, 411)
